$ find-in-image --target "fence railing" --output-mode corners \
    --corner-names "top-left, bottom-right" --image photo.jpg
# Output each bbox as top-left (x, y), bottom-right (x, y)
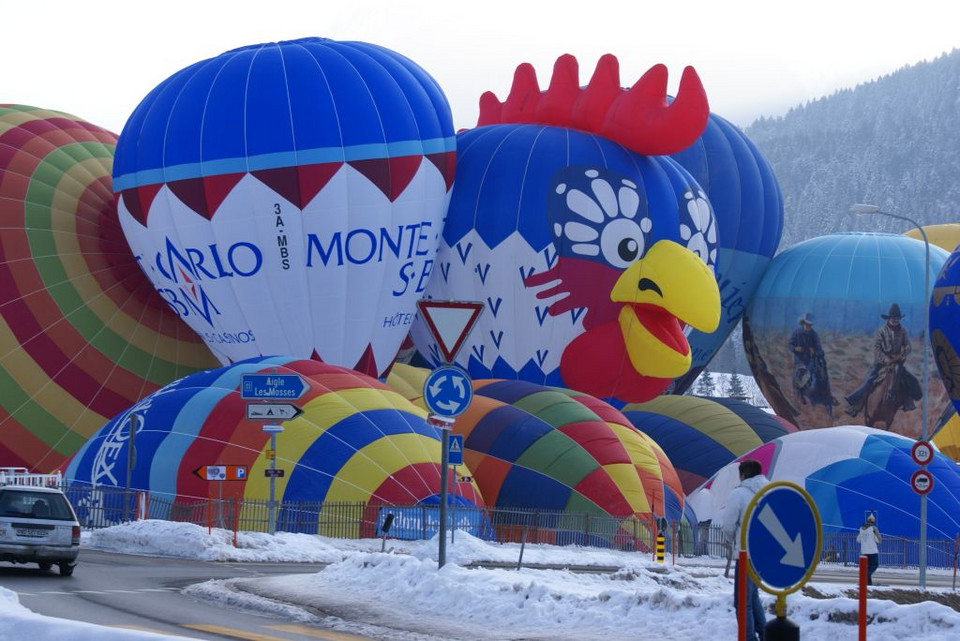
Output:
top-left (61, 482), bottom-right (960, 570)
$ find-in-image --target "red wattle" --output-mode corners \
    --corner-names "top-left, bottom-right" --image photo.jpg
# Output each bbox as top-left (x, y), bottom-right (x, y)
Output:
top-left (559, 322), bottom-right (671, 403)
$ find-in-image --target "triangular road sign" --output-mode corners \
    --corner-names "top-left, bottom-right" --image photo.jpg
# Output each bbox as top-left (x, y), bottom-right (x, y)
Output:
top-left (417, 300), bottom-right (484, 363)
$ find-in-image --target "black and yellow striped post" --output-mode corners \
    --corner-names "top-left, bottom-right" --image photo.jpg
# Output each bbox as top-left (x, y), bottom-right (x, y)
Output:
top-left (655, 517), bottom-right (666, 563)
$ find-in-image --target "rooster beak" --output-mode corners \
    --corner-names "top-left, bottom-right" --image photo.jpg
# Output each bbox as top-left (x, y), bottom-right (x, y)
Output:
top-left (609, 239), bottom-right (720, 379)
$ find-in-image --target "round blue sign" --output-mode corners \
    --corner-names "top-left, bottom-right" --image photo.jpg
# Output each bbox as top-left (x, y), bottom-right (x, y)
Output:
top-left (744, 481), bottom-right (821, 594)
top-left (423, 365), bottom-right (473, 418)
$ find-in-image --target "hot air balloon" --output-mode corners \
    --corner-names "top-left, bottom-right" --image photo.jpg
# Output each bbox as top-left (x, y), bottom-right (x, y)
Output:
top-left (445, 379), bottom-right (684, 543)
top-left (64, 357), bottom-right (483, 536)
top-left (621, 395), bottom-right (795, 495)
top-left (932, 410), bottom-right (960, 462)
top-left (384, 362), bottom-right (429, 404)
top-left (667, 113), bottom-right (784, 393)
top-left (903, 223), bottom-right (960, 252)
top-left (744, 233), bottom-right (950, 436)
top-left (930, 245), bottom-right (960, 417)
top-left (411, 54), bottom-right (720, 404)
top-left (688, 426), bottom-right (960, 542)
top-left (0, 105), bottom-right (218, 472)
top-left (112, 38), bottom-right (456, 377)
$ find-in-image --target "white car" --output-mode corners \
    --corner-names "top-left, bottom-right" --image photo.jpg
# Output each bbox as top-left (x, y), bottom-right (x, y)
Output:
top-left (0, 485), bottom-right (80, 576)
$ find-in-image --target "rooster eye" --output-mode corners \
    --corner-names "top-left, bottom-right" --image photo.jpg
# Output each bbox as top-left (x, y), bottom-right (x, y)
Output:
top-left (600, 218), bottom-right (644, 269)
top-left (618, 238), bottom-right (639, 262)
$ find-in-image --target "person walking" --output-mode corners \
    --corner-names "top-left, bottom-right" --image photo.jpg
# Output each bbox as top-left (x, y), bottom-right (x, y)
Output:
top-left (721, 459), bottom-right (769, 641)
top-left (857, 514), bottom-right (882, 585)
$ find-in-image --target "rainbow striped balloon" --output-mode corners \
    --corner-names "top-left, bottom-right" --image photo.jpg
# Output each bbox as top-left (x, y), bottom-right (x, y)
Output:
top-left (0, 105), bottom-right (218, 471)
top-left (65, 357), bottom-right (483, 536)
top-left (622, 395), bottom-right (797, 496)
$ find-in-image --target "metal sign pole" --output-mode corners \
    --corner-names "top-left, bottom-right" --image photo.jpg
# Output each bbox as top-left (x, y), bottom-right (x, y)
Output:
top-left (269, 431), bottom-right (277, 535)
top-left (125, 412), bottom-right (139, 522)
top-left (438, 427), bottom-right (450, 568)
top-left (451, 467), bottom-right (458, 544)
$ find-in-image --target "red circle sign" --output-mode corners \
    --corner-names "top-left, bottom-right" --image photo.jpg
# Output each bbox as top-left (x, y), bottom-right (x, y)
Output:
top-left (911, 441), bottom-right (934, 466)
top-left (911, 469), bottom-right (934, 495)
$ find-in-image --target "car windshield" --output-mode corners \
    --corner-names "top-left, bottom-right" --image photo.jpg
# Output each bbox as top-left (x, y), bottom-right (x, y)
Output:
top-left (0, 490), bottom-right (75, 520)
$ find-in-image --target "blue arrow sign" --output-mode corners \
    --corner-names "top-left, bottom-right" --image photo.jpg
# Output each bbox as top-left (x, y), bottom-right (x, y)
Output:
top-left (241, 373), bottom-right (307, 400)
top-left (448, 434), bottom-right (464, 466)
top-left (744, 482), bottom-right (821, 594)
top-left (423, 365), bottom-right (473, 418)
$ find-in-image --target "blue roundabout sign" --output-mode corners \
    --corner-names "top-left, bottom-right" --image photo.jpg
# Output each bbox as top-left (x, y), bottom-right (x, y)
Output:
top-left (423, 365), bottom-right (473, 418)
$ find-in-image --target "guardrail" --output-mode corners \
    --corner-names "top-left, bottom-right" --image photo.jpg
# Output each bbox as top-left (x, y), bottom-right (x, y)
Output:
top-left (60, 482), bottom-right (960, 570)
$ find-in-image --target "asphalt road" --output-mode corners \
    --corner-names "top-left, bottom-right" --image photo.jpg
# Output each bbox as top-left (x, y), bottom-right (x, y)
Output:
top-left (0, 549), bottom-right (371, 640)
top-left (2, 551), bottom-right (954, 640)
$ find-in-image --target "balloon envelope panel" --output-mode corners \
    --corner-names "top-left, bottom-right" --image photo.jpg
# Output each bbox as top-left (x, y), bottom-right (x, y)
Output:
top-left (744, 233), bottom-right (950, 436)
top-left (0, 104), bottom-right (217, 472)
top-left (669, 112), bottom-right (784, 393)
top-left (930, 247), bottom-right (960, 417)
top-left (113, 38), bottom-right (456, 377)
top-left (65, 358), bottom-right (481, 535)
top-left (688, 426), bottom-right (960, 539)
top-left (621, 395), bottom-right (791, 496)
top-left (903, 224), bottom-right (960, 252)
top-left (932, 411), bottom-right (960, 462)
top-left (412, 123), bottom-right (719, 404)
top-left (451, 379), bottom-right (684, 525)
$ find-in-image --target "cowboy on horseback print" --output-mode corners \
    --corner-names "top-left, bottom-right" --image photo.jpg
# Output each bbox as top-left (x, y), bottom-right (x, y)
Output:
top-left (789, 312), bottom-right (840, 418)
top-left (845, 303), bottom-right (923, 421)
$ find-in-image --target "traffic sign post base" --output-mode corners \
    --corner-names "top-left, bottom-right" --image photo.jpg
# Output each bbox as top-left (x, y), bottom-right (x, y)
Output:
top-left (765, 615), bottom-right (799, 641)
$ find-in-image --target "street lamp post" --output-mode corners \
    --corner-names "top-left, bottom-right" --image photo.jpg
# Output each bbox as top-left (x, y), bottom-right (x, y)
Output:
top-left (849, 203), bottom-right (930, 589)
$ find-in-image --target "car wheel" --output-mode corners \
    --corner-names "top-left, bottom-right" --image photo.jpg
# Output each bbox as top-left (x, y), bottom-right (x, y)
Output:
top-left (38, 562), bottom-right (53, 572)
top-left (58, 562), bottom-right (75, 577)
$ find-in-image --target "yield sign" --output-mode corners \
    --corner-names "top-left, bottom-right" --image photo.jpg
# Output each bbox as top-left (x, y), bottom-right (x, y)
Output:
top-left (417, 300), bottom-right (484, 363)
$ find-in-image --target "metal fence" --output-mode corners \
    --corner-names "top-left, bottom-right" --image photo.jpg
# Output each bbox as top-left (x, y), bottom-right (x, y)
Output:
top-left (62, 482), bottom-right (960, 570)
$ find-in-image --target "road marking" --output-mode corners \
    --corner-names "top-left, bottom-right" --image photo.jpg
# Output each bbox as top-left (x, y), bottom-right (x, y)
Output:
top-left (109, 624), bottom-right (203, 638)
top-left (266, 624), bottom-right (374, 640)
top-left (181, 624), bottom-right (292, 640)
top-left (18, 587), bottom-right (180, 597)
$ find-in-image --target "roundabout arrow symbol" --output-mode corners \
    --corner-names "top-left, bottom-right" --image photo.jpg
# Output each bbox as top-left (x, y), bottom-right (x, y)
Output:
top-left (758, 503), bottom-right (805, 568)
top-left (437, 399), bottom-right (462, 412)
top-left (429, 375), bottom-right (447, 397)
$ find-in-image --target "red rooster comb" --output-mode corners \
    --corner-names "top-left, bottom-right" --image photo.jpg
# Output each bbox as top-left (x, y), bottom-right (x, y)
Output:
top-left (477, 54), bottom-right (709, 156)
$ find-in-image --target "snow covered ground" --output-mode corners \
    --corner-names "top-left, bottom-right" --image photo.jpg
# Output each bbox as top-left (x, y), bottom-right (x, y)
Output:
top-left (1, 520), bottom-right (959, 640)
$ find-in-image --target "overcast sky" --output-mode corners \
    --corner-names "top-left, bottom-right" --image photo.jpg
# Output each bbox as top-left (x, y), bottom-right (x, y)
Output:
top-left (5, 1), bottom-right (958, 134)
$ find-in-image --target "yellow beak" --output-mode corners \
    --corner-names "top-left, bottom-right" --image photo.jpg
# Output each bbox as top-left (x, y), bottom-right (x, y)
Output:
top-left (609, 239), bottom-right (720, 379)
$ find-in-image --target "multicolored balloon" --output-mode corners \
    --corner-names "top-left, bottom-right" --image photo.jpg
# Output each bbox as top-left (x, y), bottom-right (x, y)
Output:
top-left (412, 54), bottom-right (720, 404)
top-left (65, 357), bottom-right (482, 536)
top-left (621, 395), bottom-right (795, 495)
top-left (744, 232), bottom-right (950, 436)
top-left (448, 379), bottom-right (684, 526)
top-left (668, 113), bottom-right (784, 393)
top-left (113, 38), bottom-right (456, 377)
top-left (688, 426), bottom-right (960, 539)
top-left (930, 245), bottom-right (960, 417)
top-left (0, 105), bottom-right (217, 472)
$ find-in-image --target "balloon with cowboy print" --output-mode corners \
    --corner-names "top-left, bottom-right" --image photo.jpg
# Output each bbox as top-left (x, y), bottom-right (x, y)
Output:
top-left (112, 38), bottom-right (456, 378)
top-left (744, 232), bottom-right (951, 437)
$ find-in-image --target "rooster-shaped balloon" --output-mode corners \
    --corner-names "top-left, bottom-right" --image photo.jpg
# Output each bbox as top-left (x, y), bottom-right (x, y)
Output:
top-left (412, 54), bottom-right (721, 403)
